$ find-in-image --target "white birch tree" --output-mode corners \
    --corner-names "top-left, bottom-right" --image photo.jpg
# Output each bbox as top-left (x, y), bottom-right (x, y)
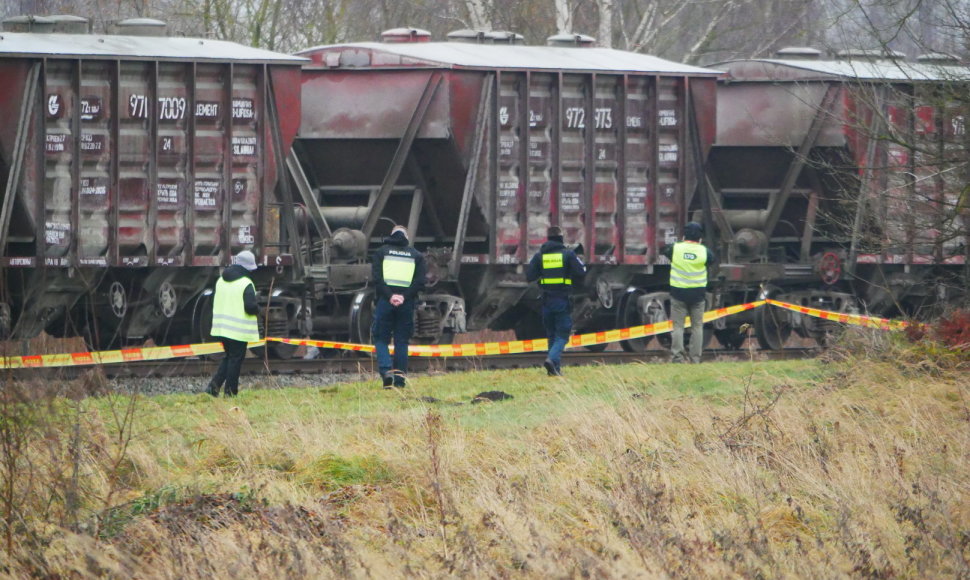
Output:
top-left (464, 0), bottom-right (492, 29)
top-left (596, 0), bottom-right (614, 47)
top-left (553, 0), bottom-right (573, 33)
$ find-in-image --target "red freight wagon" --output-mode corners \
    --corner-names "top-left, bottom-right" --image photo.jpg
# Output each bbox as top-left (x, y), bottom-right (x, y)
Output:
top-left (0, 16), bottom-right (304, 347)
top-left (292, 30), bottom-right (720, 346)
top-left (707, 49), bottom-right (970, 347)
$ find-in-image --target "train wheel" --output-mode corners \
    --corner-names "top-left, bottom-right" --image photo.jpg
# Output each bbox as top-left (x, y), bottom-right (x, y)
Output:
top-left (645, 293), bottom-right (673, 349)
top-left (349, 290), bottom-right (375, 346)
top-left (264, 296), bottom-right (302, 360)
top-left (76, 282), bottom-right (128, 351)
top-left (618, 289), bottom-right (650, 352)
top-left (101, 282), bottom-right (128, 349)
top-left (755, 286), bottom-right (792, 350)
top-left (190, 291), bottom-right (223, 360)
top-left (644, 292), bottom-right (712, 351)
top-left (584, 342), bottom-right (608, 353)
top-left (157, 281), bottom-right (179, 320)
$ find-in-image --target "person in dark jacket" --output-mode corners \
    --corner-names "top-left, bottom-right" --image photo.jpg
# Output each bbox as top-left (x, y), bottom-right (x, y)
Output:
top-left (526, 226), bottom-right (587, 376)
top-left (371, 225), bottom-right (426, 388)
top-left (661, 222), bottom-right (717, 363)
top-left (206, 250), bottom-right (260, 397)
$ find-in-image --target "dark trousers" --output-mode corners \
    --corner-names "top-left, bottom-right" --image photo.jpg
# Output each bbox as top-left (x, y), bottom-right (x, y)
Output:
top-left (372, 298), bottom-right (415, 386)
top-left (208, 337), bottom-right (248, 396)
top-left (542, 298), bottom-right (572, 371)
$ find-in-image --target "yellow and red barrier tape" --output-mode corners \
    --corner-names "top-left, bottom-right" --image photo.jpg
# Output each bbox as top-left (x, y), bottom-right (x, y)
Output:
top-left (765, 299), bottom-right (909, 331)
top-left (269, 300), bottom-right (766, 357)
top-left (0, 341), bottom-right (265, 370)
top-left (1, 299), bottom-right (908, 369)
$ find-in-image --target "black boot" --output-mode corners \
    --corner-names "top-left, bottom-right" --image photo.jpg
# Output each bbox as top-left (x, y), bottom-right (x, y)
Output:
top-left (543, 359), bottom-right (562, 377)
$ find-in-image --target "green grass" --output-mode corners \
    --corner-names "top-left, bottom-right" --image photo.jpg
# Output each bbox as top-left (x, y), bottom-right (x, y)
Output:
top-left (122, 359), bottom-right (823, 442)
top-left (90, 359), bottom-right (826, 499)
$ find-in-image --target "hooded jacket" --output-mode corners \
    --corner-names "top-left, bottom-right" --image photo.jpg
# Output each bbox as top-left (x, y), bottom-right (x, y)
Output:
top-left (221, 264), bottom-right (259, 316)
top-left (526, 238), bottom-right (586, 301)
top-left (371, 231), bottom-right (427, 302)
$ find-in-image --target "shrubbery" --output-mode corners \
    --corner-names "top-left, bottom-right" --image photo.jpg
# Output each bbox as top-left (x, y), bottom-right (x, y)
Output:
top-left (900, 308), bottom-right (970, 368)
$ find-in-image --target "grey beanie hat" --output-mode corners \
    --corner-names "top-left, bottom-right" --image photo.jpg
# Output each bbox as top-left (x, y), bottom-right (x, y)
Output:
top-left (235, 250), bottom-right (258, 271)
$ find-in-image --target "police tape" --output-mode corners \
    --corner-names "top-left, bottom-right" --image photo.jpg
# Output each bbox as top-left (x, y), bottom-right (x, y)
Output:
top-left (0, 341), bottom-right (265, 370)
top-left (268, 301), bottom-right (766, 357)
top-left (765, 299), bottom-right (910, 330)
top-left (1, 299), bottom-right (911, 368)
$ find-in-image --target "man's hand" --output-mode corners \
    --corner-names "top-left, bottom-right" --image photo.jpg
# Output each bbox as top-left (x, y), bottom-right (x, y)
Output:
top-left (390, 294), bottom-right (405, 307)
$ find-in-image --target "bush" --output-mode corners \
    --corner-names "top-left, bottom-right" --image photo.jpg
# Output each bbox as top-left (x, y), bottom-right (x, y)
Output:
top-left (931, 309), bottom-right (970, 351)
top-left (882, 308), bottom-right (970, 371)
top-left (826, 308), bottom-right (969, 372)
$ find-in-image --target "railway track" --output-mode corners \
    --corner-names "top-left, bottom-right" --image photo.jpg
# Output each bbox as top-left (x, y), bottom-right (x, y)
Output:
top-left (5, 347), bottom-right (819, 381)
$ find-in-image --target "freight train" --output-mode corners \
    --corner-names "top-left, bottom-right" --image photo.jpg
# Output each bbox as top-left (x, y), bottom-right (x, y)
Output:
top-left (1, 19), bottom-right (967, 355)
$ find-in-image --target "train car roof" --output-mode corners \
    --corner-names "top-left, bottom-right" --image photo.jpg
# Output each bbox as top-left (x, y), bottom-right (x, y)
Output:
top-left (0, 31), bottom-right (307, 63)
top-left (297, 42), bottom-right (722, 76)
top-left (714, 57), bottom-right (970, 82)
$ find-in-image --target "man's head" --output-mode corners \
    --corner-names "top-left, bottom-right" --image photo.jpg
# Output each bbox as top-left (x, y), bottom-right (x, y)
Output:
top-left (547, 226), bottom-right (564, 243)
top-left (390, 225), bottom-right (409, 240)
top-left (684, 222), bottom-right (703, 242)
top-left (234, 250), bottom-right (258, 271)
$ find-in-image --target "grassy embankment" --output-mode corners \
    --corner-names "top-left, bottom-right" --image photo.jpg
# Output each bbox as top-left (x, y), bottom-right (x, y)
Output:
top-left (2, 334), bottom-right (968, 578)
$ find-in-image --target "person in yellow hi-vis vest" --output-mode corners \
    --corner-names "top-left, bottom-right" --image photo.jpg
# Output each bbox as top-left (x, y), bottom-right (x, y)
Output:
top-left (661, 222), bottom-right (717, 363)
top-left (206, 250), bottom-right (260, 397)
top-left (371, 225), bottom-right (426, 388)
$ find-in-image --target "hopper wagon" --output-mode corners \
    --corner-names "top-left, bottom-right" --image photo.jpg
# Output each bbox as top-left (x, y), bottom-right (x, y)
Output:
top-left (0, 15), bottom-right (305, 352)
top-left (290, 29), bottom-right (721, 351)
top-left (707, 48), bottom-right (970, 348)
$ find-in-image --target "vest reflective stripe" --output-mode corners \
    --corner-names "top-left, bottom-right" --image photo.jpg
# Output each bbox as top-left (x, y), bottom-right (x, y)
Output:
top-left (383, 254), bottom-right (416, 287)
top-left (211, 277), bottom-right (259, 342)
top-left (539, 251), bottom-right (571, 287)
top-left (670, 241), bottom-right (708, 289)
top-left (542, 253), bottom-right (563, 269)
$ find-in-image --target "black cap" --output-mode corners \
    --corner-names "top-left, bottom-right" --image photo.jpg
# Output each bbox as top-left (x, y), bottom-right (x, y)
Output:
top-left (684, 221), bottom-right (703, 240)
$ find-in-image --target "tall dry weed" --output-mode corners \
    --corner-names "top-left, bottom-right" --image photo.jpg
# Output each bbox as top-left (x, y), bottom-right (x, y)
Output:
top-left (3, 341), bottom-right (969, 578)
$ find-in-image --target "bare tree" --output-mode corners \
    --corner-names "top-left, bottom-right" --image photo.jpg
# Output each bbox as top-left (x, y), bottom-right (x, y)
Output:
top-left (464, 0), bottom-right (493, 29)
top-left (596, 0), bottom-right (614, 47)
top-left (554, 0), bottom-right (574, 33)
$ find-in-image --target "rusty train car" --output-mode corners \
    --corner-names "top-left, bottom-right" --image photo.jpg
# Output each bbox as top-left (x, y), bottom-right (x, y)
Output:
top-left (706, 48), bottom-right (970, 348)
top-left (288, 30), bottom-right (720, 351)
top-left (3, 18), bottom-right (968, 355)
top-left (289, 35), bottom-right (970, 351)
top-left (0, 16), bottom-right (305, 351)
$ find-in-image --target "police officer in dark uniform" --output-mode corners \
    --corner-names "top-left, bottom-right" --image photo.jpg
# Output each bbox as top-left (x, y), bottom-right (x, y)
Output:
top-left (526, 226), bottom-right (586, 376)
top-left (661, 221), bottom-right (717, 363)
top-left (371, 225), bottom-right (426, 388)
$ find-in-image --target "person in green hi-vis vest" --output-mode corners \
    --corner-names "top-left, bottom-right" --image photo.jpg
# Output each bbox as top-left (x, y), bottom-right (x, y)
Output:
top-left (206, 250), bottom-right (260, 396)
top-left (661, 222), bottom-right (717, 363)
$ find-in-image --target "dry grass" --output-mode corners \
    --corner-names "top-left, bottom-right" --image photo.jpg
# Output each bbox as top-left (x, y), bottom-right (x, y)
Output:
top-left (2, 338), bottom-right (969, 578)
